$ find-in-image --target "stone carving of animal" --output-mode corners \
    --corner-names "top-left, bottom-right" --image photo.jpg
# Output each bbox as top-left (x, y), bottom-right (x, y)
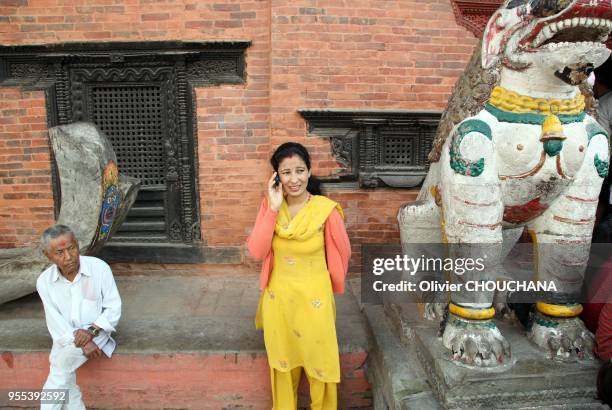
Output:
top-left (399, 0), bottom-right (611, 366)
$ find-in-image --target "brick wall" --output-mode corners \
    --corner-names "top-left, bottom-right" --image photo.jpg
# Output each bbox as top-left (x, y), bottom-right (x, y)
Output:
top-left (189, 2), bottom-right (271, 248)
top-left (0, 0), bottom-right (477, 263)
top-left (266, 0), bottom-right (476, 271)
top-left (0, 87), bottom-right (53, 248)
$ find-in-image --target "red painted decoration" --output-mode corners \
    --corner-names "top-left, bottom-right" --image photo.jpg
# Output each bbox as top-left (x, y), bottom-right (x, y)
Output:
top-left (503, 197), bottom-right (549, 224)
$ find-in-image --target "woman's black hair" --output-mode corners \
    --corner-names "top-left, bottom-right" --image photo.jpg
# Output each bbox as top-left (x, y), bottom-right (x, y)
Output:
top-left (597, 360), bottom-right (612, 406)
top-left (271, 142), bottom-right (322, 196)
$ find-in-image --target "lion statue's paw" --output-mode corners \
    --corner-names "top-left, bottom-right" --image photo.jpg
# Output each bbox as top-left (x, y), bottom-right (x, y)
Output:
top-left (442, 313), bottom-right (511, 367)
top-left (528, 312), bottom-right (594, 360)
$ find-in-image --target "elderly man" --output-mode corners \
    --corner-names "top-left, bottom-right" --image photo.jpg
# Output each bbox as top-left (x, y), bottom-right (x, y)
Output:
top-left (37, 224), bottom-right (121, 410)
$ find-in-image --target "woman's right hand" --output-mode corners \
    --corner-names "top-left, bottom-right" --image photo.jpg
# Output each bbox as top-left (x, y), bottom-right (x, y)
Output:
top-left (268, 172), bottom-right (283, 212)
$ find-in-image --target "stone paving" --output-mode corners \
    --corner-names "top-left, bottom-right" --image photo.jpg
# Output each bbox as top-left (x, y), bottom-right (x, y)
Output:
top-left (0, 273), bottom-right (369, 354)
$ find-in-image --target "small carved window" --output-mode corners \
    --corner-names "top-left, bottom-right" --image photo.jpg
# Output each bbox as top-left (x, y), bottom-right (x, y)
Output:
top-left (299, 110), bottom-right (441, 188)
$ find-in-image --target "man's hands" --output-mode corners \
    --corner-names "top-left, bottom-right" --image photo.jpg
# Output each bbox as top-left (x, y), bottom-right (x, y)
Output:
top-left (268, 172), bottom-right (283, 212)
top-left (73, 329), bottom-right (93, 347)
top-left (81, 341), bottom-right (102, 359)
top-left (74, 328), bottom-right (103, 358)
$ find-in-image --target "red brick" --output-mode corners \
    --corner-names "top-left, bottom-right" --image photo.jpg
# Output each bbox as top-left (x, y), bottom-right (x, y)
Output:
top-left (185, 21), bottom-right (212, 29)
top-left (83, 31), bottom-right (112, 39)
top-left (230, 12), bottom-right (256, 19)
top-left (214, 20), bottom-right (242, 28)
top-left (212, 4), bottom-right (240, 12)
top-left (36, 15), bottom-right (64, 23)
top-left (142, 13), bottom-right (170, 21)
top-left (3, 0), bottom-right (27, 6)
top-left (19, 24), bottom-right (45, 32)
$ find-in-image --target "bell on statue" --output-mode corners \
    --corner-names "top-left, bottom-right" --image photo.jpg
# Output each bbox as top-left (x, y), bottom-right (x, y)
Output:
top-left (540, 114), bottom-right (566, 157)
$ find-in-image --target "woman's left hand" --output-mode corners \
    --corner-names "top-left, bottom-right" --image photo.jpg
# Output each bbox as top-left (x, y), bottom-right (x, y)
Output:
top-left (268, 172), bottom-right (283, 212)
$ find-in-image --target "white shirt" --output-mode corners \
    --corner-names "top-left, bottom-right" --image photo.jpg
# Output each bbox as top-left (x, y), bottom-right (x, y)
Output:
top-left (36, 256), bottom-right (122, 358)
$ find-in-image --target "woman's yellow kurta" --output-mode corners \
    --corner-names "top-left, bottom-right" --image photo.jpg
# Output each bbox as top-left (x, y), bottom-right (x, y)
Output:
top-left (256, 195), bottom-right (342, 383)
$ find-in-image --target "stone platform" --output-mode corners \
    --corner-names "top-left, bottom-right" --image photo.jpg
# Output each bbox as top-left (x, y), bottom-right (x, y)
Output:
top-left (0, 269), bottom-right (372, 409)
top-left (364, 299), bottom-right (607, 410)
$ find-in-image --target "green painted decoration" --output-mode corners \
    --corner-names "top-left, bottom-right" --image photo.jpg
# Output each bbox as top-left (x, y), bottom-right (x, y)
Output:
top-left (543, 140), bottom-right (563, 157)
top-left (449, 119), bottom-right (492, 177)
top-left (534, 314), bottom-right (560, 328)
top-left (585, 122), bottom-right (609, 178)
top-left (448, 315), bottom-right (497, 330)
top-left (586, 121), bottom-right (609, 142)
top-left (595, 155), bottom-right (609, 178)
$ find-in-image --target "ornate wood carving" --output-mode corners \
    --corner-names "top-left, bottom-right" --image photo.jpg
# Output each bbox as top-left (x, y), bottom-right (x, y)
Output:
top-left (449, 0), bottom-right (502, 37)
top-left (9, 63), bottom-right (46, 79)
top-left (0, 42), bottom-right (249, 260)
top-left (298, 110), bottom-right (441, 188)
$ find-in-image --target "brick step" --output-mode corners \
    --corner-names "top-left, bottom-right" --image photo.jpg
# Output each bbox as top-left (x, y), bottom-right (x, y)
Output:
top-left (0, 275), bottom-right (372, 409)
top-left (1, 350), bottom-right (370, 409)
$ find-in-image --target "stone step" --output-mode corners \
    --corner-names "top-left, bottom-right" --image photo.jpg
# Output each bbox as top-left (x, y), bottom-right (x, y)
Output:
top-left (0, 274), bottom-right (372, 409)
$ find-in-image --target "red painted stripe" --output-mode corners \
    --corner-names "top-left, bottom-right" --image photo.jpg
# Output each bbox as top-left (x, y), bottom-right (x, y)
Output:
top-left (458, 220), bottom-right (501, 229)
top-left (452, 196), bottom-right (497, 207)
top-left (553, 215), bottom-right (594, 225)
top-left (565, 195), bottom-right (598, 203)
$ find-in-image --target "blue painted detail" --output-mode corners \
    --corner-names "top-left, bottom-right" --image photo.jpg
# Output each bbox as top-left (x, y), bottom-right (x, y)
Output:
top-left (98, 185), bottom-right (121, 239)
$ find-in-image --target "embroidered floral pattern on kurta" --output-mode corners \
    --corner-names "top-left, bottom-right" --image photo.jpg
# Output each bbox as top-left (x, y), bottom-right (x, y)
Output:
top-left (256, 195), bottom-right (342, 383)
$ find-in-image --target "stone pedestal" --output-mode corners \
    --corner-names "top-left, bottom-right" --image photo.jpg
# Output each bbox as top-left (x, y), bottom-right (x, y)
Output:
top-left (364, 300), bottom-right (606, 409)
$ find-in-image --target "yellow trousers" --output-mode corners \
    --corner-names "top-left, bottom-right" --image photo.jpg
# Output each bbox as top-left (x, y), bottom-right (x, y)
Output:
top-left (270, 367), bottom-right (337, 410)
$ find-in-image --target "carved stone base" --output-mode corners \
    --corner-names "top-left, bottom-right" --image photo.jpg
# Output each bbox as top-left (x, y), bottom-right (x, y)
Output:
top-left (374, 303), bottom-right (603, 409)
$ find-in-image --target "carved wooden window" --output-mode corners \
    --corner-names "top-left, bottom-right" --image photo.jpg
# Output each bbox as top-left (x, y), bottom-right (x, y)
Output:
top-left (0, 42), bottom-right (248, 262)
top-left (298, 110), bottom-right (441, 188)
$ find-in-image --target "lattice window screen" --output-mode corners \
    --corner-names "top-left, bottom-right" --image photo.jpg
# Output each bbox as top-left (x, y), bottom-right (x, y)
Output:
top-left (382, 128), bottom-right (418, 166)
top-left (90, 86), bottom-right (165, 185)
top-left (383, 137), bottom-right (414, 165)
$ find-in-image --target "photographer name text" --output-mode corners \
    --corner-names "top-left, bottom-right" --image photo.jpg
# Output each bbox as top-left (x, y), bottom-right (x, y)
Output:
top-left (372, 280), bottom-right (557, 292)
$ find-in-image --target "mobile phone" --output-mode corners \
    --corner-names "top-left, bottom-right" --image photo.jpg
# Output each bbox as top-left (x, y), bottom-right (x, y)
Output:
top-left (273, 174), bottom-right (281, 187)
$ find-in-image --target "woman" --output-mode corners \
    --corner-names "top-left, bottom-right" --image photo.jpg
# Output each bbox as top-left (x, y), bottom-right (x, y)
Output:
top-left (247, 142), bottom-right (351, 409)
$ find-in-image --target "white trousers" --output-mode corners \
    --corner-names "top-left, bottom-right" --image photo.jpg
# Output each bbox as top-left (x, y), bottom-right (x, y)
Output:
top-left (41, 344), bottom-right (88, 410)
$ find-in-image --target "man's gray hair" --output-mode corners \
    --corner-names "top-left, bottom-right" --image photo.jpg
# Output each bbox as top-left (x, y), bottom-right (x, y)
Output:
top-left (40, 224), bottom-right (75, 251)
